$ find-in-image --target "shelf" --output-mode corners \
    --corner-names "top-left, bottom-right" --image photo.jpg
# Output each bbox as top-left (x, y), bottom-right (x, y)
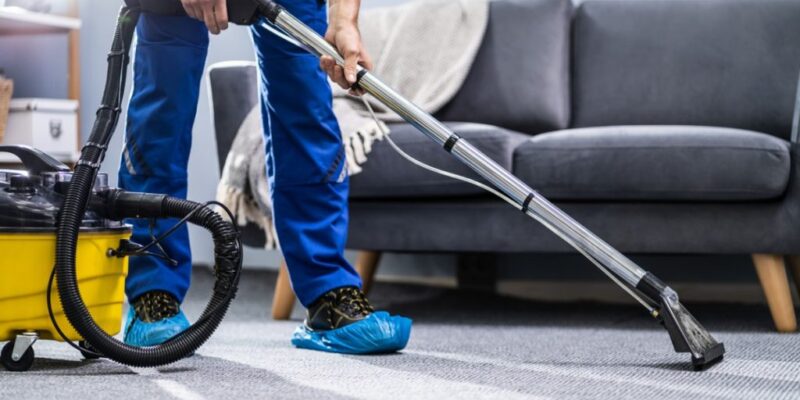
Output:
top-left (0, 7), bottom-right (81, 35)
top-left (0, 151), bottom-right (77, 164)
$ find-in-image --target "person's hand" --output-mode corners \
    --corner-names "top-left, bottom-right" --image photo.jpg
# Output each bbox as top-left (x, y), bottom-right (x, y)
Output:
top-left (320, 2), bottom-right (373, 96)
top-left (181, 0), bottom-right (229, 35)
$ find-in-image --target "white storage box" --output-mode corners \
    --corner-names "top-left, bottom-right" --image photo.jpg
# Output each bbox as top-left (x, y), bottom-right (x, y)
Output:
top-left (4, 98), bottom-right (78, 159)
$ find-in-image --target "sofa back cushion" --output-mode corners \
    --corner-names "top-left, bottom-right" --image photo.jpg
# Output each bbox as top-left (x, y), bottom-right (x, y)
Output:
top-left (572, 0), bottom-right (800, 139)
top-left (436, 0), bottom-right (572, 135)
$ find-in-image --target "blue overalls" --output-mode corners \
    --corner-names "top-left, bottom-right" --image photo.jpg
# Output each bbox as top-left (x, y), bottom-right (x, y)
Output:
top-left (120, 0), bottom-right (362, 308)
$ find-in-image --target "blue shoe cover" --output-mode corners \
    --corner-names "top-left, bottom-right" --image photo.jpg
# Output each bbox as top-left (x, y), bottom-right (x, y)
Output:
top-left (123, 307), bottom-right (191, 347)
top-left (291, 311), bottom-right (412, 354)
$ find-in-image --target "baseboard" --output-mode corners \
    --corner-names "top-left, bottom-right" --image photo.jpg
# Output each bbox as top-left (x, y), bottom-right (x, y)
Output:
top-left (226, 265), bottom-right (797, 305)
top-left (375, 274), bottom-right (795, 305)
top-left (496, 280), bottom-right (781, 305)
top-left (376, 274), bottom-right (458, 288)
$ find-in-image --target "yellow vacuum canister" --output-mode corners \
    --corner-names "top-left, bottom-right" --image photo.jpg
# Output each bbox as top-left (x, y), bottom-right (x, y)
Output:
top-left (0, 154), bottom-right (130, 371)
top-left (0, 230), bottom-right (130, 341)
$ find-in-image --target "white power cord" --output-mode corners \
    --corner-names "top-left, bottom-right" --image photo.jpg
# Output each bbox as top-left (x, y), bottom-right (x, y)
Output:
top-left (262, 24), bottom-right (654, 312)
top-left (263, 19), bottom-right (517, 207)
top-left (359, 96), bottom-right (656, 313)
top-left (359, 96), bottom-right (519, 209)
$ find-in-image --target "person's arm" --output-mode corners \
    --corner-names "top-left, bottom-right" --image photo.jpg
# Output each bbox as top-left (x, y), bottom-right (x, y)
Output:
top-left (181, 0), bottom-right (229, 35)
top-left (320, 0), bottom-right (374, 95)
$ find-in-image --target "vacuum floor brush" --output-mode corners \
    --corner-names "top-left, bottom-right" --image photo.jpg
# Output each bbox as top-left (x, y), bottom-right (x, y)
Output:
top-left (131, 0), bottom-right (725, 370)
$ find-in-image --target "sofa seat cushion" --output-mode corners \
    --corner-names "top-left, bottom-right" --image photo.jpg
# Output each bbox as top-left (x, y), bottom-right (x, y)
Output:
top-left (514, 126), bottom-right (791, 201)
top-left (350, 122), bottom-right (528, 199)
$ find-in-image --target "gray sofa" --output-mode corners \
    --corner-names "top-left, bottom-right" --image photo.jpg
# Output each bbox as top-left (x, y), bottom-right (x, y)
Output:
top-left (209, 0), bottom-right (800, 330)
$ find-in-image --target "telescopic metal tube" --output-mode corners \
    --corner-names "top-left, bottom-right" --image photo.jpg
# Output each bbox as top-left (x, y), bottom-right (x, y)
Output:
top-left (271, 8), bottom-right (649, 298)
top-left (224, 0), bottom-right (728, 369)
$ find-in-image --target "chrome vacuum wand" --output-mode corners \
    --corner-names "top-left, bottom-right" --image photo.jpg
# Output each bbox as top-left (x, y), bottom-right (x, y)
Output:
top-left (262, 1), bottom-right (725, 369)
top-left (132, 0), bottom-right (725, 369)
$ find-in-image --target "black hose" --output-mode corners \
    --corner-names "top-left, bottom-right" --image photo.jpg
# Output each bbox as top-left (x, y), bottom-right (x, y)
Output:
top-left (55, 5), bottom-right (241, 367)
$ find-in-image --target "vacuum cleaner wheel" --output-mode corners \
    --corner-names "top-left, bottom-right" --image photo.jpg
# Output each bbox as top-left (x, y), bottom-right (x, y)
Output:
top-left (78, 340), bottom-right (102, 360)
top-left (1, 340), bottom-right (35, 372)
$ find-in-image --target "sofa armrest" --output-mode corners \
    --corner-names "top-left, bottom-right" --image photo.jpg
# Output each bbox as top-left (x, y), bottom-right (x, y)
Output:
top-left (792, 71), bottom-right (800, 144)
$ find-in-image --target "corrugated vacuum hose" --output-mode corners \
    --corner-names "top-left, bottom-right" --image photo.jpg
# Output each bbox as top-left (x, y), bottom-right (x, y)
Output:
top-left (54, 5), bottom-right (242, 368)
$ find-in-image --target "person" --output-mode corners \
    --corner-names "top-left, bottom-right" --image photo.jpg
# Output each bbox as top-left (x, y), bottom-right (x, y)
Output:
top-left (120, 0), bottom-right (411, 354)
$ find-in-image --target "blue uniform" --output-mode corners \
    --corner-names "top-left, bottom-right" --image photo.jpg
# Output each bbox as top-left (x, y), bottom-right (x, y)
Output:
top-left (120, 0), bottom-right (362, 307)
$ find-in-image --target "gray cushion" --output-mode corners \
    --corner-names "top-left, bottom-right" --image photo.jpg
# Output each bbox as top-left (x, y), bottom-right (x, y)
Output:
top-left (349, 145), bottom-right (800, 254)
top-left (514, 126), bottom-right (791, 201)
top-left (349, 122), bottom-right (528, 199)
top-left (435, 0), bottom-right (572, 134)
top-left (572, 0), bottom-right (800, 139)
top-left (208, 62), bottom-right (259, 172)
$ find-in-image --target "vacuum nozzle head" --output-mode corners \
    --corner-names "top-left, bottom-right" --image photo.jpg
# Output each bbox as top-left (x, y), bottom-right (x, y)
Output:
top-left (659, 288), bottom-right (725, 370)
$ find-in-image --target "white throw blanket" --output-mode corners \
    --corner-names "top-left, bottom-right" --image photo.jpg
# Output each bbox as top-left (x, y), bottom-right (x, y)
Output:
top-left (217, 0), bottom-right (489, 248)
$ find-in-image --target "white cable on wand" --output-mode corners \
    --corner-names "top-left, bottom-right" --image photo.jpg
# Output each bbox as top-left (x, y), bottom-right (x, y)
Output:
top-left (359, 96), bottom-right (654, 313)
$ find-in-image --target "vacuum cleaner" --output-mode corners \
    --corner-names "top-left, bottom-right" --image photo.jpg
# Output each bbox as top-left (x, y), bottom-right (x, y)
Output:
top-left (126, 0), bottom-right (723, 369)
top-left (0, 145), bottom-right (242, 372)
top-left (0, 147), bottom-right (131, 370)
top-left (0, 5), bottom-right (242, 371)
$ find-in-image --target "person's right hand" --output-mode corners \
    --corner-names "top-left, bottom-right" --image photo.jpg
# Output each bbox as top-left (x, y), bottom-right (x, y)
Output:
top-left (181, 0), bottom-right (229, 35)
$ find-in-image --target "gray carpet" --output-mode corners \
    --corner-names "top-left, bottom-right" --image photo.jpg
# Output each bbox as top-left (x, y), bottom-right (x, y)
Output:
top-left (2, 268), bottom-right (799, 399)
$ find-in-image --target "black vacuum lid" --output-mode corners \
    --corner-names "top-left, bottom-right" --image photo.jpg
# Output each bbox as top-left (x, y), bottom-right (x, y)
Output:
top-left (0, 169), bottom-right (114, 230)
top-left (0, 145), bottom-right (120, 231)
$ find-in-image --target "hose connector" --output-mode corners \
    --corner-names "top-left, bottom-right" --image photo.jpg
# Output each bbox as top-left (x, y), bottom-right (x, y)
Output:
top-left (100, 189), bottom-right (168, 221)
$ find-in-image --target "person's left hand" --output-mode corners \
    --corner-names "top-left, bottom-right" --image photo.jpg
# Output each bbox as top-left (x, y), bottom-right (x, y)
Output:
top-left (320, 19), bottom-right (373, 96)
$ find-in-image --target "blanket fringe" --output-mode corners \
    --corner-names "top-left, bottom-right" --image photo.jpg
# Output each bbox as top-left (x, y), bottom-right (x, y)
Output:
top-left (216, 184), bottom-right (278, 249)
top-left (345, 118), bottom-right (389, 175)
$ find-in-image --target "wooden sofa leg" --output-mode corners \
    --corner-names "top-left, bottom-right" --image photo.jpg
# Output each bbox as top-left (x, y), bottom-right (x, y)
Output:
top-left (752, 254), bottom-right (797, 332)
top-left (271, 260), bottom-right (296, 320)
top-left (787, 256), bottom-right (800, 300)
top-left (355, 251), bottom-right (381, 295)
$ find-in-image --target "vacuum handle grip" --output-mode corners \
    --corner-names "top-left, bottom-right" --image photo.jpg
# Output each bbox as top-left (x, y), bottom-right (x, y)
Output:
top-left (0, 145), bottom-right (70, 175)
top-left (126, 0), bottom-right (263, 25)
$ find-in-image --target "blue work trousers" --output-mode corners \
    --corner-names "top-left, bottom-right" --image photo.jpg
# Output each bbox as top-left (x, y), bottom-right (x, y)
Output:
top-left (120, 0), bottom-right (361, 307)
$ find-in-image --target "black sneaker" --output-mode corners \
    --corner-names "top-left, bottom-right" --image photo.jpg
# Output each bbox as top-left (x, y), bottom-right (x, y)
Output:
top-left (131, 291), bottom-right (181, 322)
top-left (305, 286), bottom-right (375, 331)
